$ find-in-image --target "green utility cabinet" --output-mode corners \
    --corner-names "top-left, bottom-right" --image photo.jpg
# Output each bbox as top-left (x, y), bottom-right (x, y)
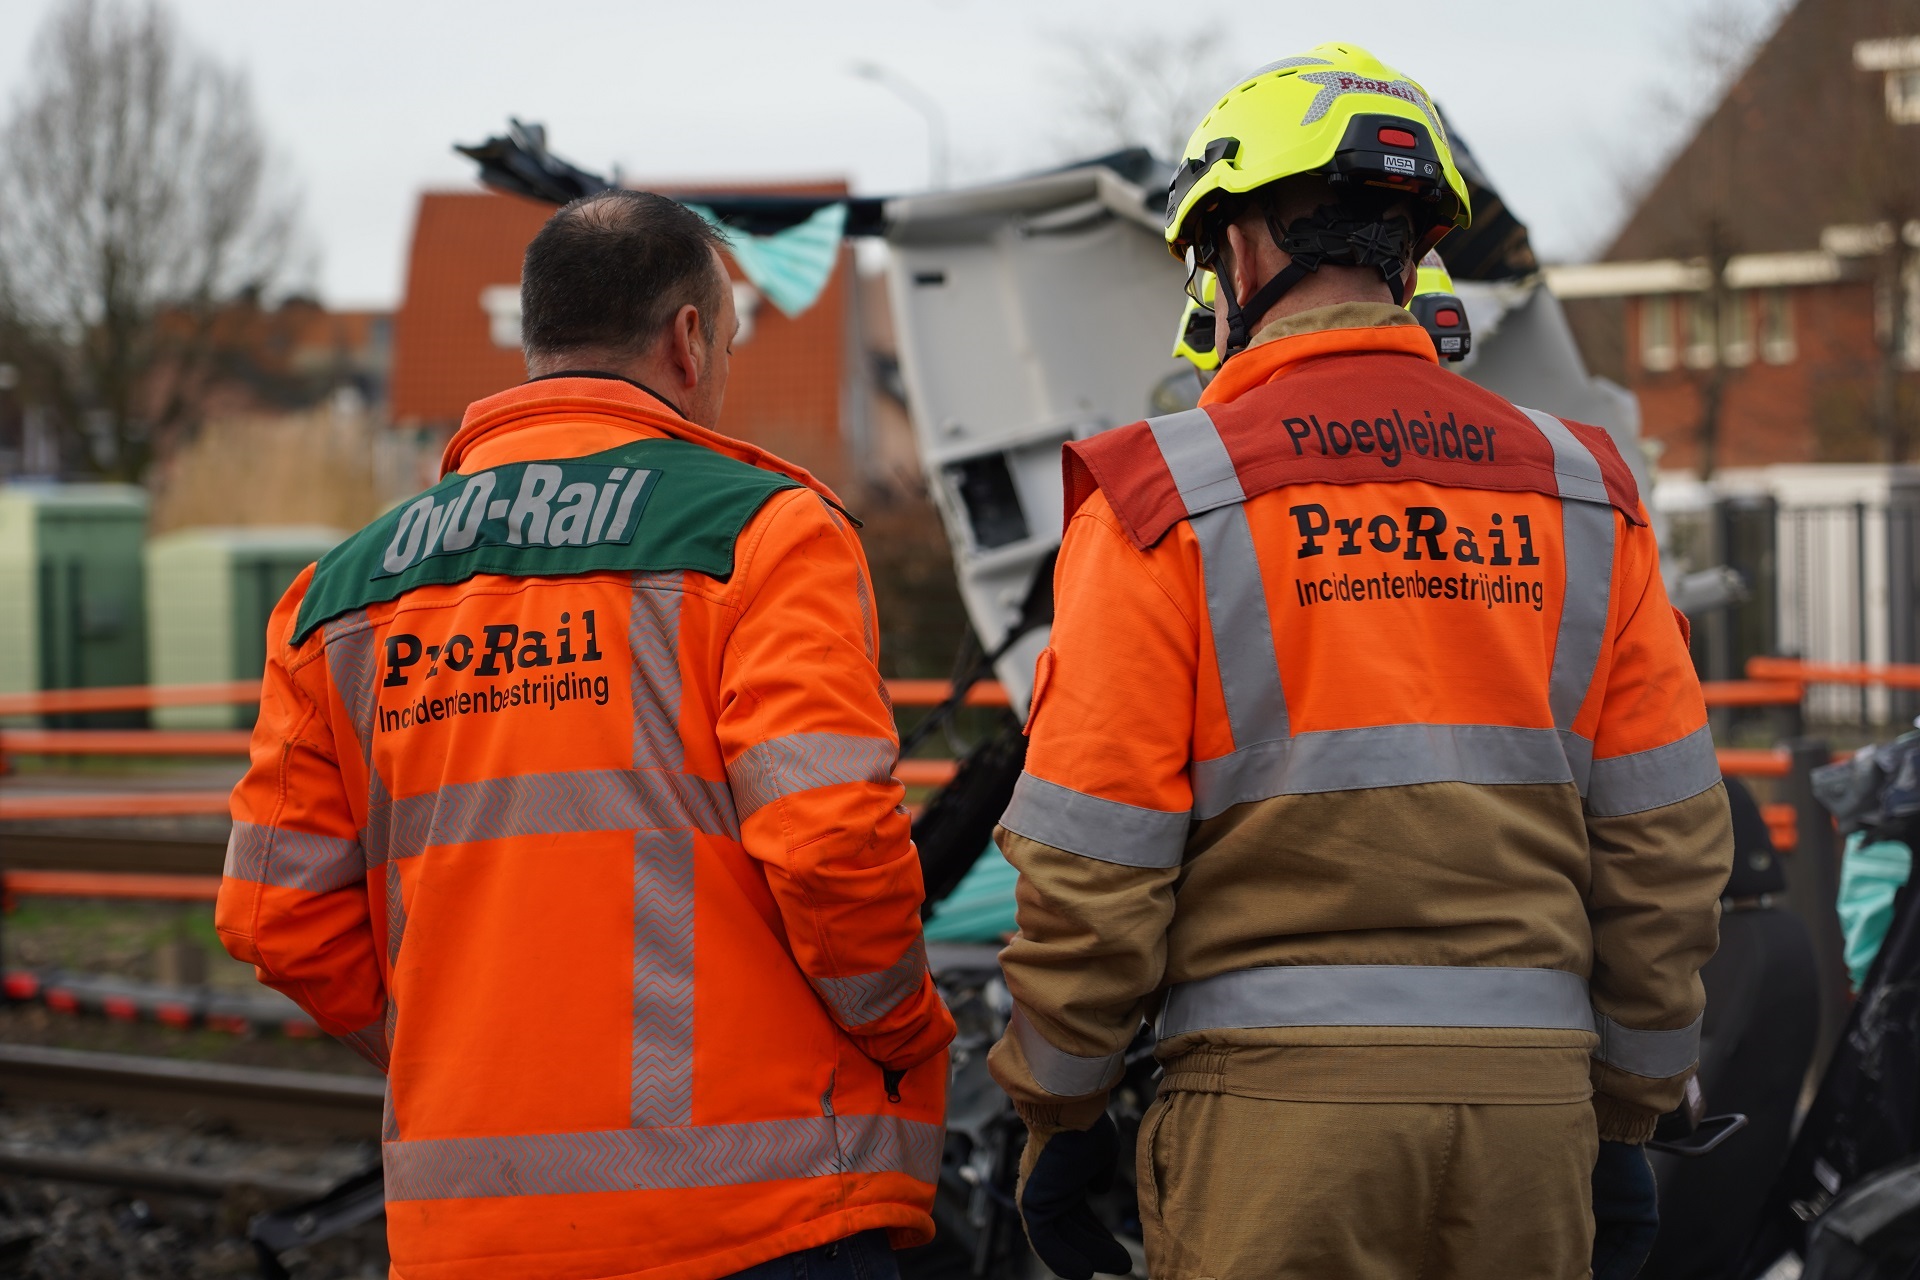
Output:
top-left (0, 484), bottom-right (151, 725)
top-left (147, 527), bottom-right (343, 729)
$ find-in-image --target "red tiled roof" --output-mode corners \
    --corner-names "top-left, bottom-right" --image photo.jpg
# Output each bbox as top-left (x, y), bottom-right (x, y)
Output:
top-left (389, 184), bottom-right (851, 485)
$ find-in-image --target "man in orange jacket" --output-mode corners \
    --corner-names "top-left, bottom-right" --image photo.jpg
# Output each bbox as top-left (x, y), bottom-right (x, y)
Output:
top-left (988, 46), bottom-right (1732, 1280)
top-left (218, 191), bottom-right (954, 1279)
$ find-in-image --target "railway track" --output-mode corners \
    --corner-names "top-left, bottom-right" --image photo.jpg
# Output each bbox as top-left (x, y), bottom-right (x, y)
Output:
top-left (1, 831), bottom-right (225, 876)
top-left (0, 1043), bottom-right (382, 1140)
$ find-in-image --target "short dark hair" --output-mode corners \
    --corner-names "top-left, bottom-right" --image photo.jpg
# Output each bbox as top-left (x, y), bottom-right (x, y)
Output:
top-left (520, 190), bottom-right (726, 362)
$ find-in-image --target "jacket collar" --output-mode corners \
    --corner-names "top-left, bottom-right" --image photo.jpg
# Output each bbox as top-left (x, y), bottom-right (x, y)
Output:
top-left (1200, 302), bottom-right (1435, 408)
top-left (440, 376), bottom-right (840, 505)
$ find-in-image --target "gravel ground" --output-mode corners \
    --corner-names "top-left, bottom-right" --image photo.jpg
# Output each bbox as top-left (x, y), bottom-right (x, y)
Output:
top-left (0, 1101), bottom-right (384, 1279)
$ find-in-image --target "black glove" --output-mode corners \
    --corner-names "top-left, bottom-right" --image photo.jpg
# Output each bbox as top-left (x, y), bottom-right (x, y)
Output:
top-left (1019, 1113), bottom-right (1133, 1280)
top-left (1592, 1140), bottom-right (1659, 1280)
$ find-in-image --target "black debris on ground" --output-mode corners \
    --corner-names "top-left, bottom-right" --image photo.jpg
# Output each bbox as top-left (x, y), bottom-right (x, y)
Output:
top-left (0, 1101), bottom-right (383, 1279)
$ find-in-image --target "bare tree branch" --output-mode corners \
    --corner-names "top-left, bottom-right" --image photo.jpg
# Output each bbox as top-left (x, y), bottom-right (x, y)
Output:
top-left (1049, 30), bottom-right (1233, 162)
top-left (0, 0), bottom-right (302, 480)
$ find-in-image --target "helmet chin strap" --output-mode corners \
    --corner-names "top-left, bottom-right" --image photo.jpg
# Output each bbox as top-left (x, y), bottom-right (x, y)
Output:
top-left (1218, 205), bottom-right (1414, 358)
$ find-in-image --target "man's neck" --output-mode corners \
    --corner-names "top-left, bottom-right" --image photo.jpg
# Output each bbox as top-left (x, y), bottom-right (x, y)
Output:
top-left (526, 368), bottom-right (685, 419)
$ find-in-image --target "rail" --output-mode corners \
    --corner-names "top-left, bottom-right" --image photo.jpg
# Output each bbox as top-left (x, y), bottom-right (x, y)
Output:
top-left (0, 1042), bottom-right (381, 1139)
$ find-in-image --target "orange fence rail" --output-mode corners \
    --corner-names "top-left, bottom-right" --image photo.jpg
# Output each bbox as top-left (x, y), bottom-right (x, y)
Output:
top-left (0, 681), bottom-right (261, 718)
top-left (1760, 803), bottom-right (1800, 853)
top-left (0, 791), bottom-right (234, 821)
top-left (1700, 681), bottom-right (1804, 708)
top-left (884, 680), bottom-right (1010, 708)
top-left (0, 730), bottom-right (254, 757)
top-left (1747, 657), bottom-right (1920, 690)
top-left (1716, 748), bottom-right (1792, 778)
top-left (3, 871), bottom-right (221, 902)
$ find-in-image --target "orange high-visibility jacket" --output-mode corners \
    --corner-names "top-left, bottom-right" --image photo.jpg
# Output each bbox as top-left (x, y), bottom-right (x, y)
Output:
top-left (986, 306), bottom-right (1732, 1145)
top-left (217, 376), bottom-right (955, 1280)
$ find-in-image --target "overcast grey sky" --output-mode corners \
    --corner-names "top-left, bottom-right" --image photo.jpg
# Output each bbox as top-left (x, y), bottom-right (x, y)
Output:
top-left (0, 0), bottom-right (1788, 308)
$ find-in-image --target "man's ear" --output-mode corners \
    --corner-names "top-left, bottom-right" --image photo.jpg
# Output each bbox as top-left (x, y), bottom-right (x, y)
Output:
top-left (666, 303), bottom-right (703, 391)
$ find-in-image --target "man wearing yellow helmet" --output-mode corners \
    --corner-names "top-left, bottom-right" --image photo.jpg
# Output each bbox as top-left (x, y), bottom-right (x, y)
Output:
top-left (989, 43), bottom-right (1730, 1280)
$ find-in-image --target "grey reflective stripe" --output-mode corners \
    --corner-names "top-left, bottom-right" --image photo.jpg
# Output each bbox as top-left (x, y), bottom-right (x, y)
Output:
top-left (1594, 1011), bottom-right (1702, 1078)
top-left (323, 612), bottom-right (380, 766)
top-left (382, 1112), bottom-right (943, 1201)
top-left (999, 771), bottom-right (1189, 868)
top-left (1156, 965), bottom-right (1595, 1040)
top-left (224, 822), bottom-right (365, 894)
top-left (363, 769), bottom-right (738, 865)
top-left (1523, 407), bottom-right (1612, 506)
top-left (1521, 407), bottom-right (1618, 774)
top-left (1560, 730), bottom-right (1595, 798)
top-left (632, 828), bottom-right (694, 1126)
top-left (384, 859), bottom-right (407, 966)
top-left (1192, 505), bottom-right (1288, 748)
top-left (1009, 1006), bottom-right (1125, 1097)
top-left (1190, 723), bottom-right (1575, 820)
top-left (630, 574), bottom-right (696, 1129)
top-left (729, 732), bottom-right (897, 820)
top-left (811, 936), bottom-right (928, 1027)
top-left (1149, 408), bottom-right (1245, 514)
top-left (1587, 725), bottom-right (1723, 818)
top-left (335, 1020), bottom-right (390, 1071)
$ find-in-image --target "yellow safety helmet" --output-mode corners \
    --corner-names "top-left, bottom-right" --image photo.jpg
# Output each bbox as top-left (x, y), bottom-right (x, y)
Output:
top-left (1172, 271), bottom-right (1220, 372)
top-left (1165, 44), bottom-right (1472, 354)
top-left (1407, 250), bottom-right (1470, 362)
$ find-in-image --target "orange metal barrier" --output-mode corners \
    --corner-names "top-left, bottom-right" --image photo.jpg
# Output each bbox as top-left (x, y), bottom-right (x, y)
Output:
top-left (0, 680), bottom-right (261, 718)
top-left (1747, 657), bottom-right (1920, 691)
top-left (896, 759), bottom-right (961, 788)
top-left (1700, 681), bottom-right (1804, 707)
top-left (0, 730), bottom-right (253, 757)
top-left (1760, 803), bottom-right (1799, 853)
top-left (884, 680), bottom-right (1010, 708)
top-left (1716, 748), bottom-right (1792, 778)
top-left (0, 791), bottom-right (233, 820)
top-left (3, 871), bottom-right (221, 901)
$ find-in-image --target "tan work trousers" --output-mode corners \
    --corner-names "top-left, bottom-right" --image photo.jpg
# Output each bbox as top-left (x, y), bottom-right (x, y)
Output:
top-left (1137, 1090), bottom-right (1598, 1279)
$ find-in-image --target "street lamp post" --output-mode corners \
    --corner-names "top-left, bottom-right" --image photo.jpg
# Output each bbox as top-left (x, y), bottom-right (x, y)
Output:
top-left (850, 61), bottom-right (950, 190)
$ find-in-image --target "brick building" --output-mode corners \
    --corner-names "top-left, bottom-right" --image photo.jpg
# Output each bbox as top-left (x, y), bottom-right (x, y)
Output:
top-left (388, 184), bottom-right (865, 491)
top-left (1555, 0), bottom-right (1920, 474)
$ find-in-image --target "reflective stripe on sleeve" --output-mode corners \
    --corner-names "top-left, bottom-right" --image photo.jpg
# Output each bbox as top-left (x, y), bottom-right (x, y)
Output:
top-left (1155, 964), bottom-right (1596, 1040)
top-left (1586, 725), bottom-right (1722, 818)
top-left (224, 822), bottom-right (366, 894)
top-left (382, 1112), bottom-right (943, 1201)
top-left (1009, 1006), bottom-right (1125, 1097)
top-left (728, 732), bottom-right (898, 820)
top-left (1594, 1011), bottom-right (1702, 1079)
top-left (1000, 771), bottom-right (1190, 868)
top-left (1192, 505), bottom-right (1289, 748)
top-left (810, 937), bottom-right (928, 1027)
top-left (1149, 408), bottom-right (1247, 514)
top-left (1190, 723), bottom-right (1575, 820)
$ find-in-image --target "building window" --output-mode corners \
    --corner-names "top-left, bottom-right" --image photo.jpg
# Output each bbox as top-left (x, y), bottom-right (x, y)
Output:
top-left (1721, 290), bottom-right (1753, 367)
top-left (1641, 295), bottom-right (1676, 372)
top-left (1684, 294), bottom-right (1718, 369)
top-left (1762, 288), bottom-right (1796, 364)
top-left (1889, 68), bottom-right (1920, 123)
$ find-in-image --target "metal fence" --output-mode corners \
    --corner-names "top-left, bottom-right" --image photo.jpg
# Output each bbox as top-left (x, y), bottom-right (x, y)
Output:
top-left (1672, 498), bottom-right (1920, 727)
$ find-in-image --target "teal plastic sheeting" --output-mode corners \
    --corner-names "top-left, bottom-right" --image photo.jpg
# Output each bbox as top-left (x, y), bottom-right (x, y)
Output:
top-left (686, 202), bottom-right (847, 318)
top-left (1838, 832), bottom-right (1914, 990)
top-left (924, 841), bottom-right (1019, 943)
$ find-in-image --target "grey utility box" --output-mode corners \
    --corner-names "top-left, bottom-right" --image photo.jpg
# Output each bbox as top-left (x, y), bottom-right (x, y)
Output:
top-left (146, 526), bottom-right (343, 729)
top-left (0, 483), bottom-right (150, 725)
